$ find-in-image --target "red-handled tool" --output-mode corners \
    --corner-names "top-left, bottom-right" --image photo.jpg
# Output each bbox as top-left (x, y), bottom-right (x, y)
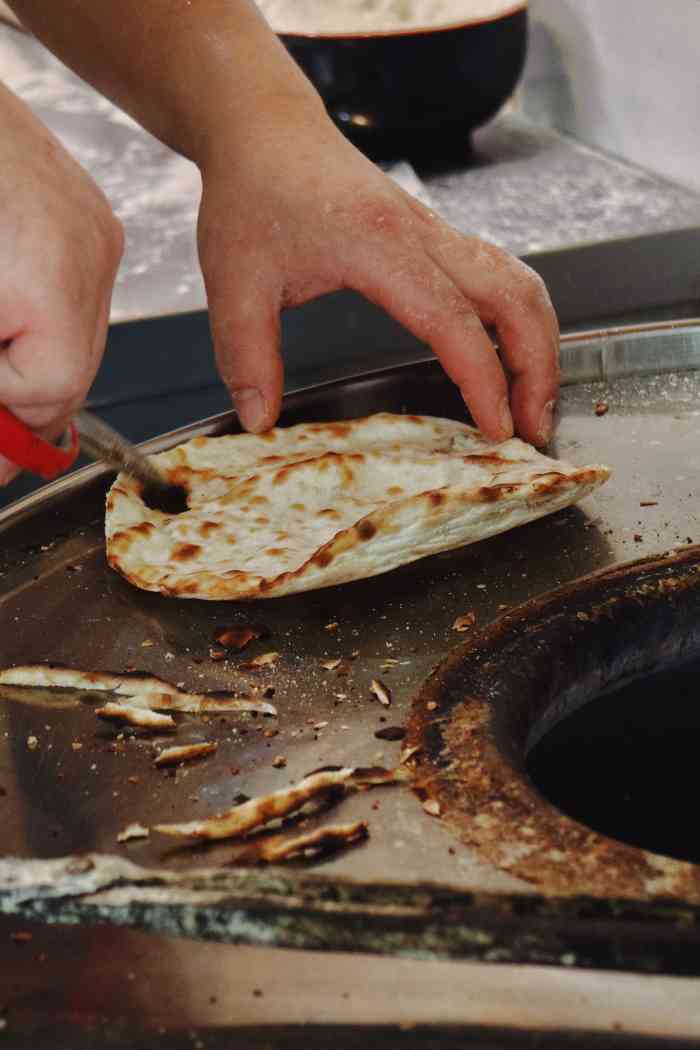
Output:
top-left (0, 405), bottom-right (187, 512)
top-left (0, 406), bottom-right (80, 481)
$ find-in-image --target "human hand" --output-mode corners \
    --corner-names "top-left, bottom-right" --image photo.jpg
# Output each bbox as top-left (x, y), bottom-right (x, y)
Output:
top-left (0, 83), bottom-right (123, 485)
top-left (197, 103), bottom-right (559, 445)
top-left (4, 1), bottom-right (558, 450)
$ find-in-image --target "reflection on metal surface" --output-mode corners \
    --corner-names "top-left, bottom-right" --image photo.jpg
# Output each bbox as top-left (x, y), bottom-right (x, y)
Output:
top-left (559, 318), bottom-right (700, 386)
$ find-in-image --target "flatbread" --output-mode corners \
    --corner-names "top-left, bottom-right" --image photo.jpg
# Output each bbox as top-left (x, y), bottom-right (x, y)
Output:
top-left (105, 413), bottom-right (610, 601)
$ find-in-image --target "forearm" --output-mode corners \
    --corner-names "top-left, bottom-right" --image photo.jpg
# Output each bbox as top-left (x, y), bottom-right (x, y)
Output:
top-left (6, 0), bottom-right (324, 165)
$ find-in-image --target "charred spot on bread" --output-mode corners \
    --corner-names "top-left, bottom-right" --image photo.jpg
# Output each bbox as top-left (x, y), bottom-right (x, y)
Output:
top-left (199, 521), bottom-right (221, 537)
top-left (463, 453), bottom-right (513, 466)
top-left (131, 521), bottom-right (156, 536)
top-left (171, 543), bottom-right (202, 562)
top-left (327, 423), bottom-right (351, 438)
top-left (141, 482), bottom-right (189, 515)
top-left (356, 519), bottom-right (377, 541)
top-left (477, 483), bottom-right (519, 502)
top-left (313, 549), bottom-right (334, 568)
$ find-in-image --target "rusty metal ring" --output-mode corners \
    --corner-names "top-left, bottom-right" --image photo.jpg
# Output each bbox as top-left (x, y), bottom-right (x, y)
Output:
top-left (407, 544), bottom-right (700, 904)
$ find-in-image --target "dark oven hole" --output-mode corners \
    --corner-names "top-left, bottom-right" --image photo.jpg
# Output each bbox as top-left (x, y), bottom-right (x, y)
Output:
top-left (526, 656), bottom-right (700, 864)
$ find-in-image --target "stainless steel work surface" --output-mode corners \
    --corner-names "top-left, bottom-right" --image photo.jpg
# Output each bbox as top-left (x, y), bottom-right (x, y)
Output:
top-left (0, 321), bottom-right (699, 883)
top-left (2, 321), bottom-right (700, 1044)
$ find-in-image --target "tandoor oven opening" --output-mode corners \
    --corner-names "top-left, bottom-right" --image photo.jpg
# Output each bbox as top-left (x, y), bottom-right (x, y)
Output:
top-left (527, 654), bottom-right (700, 864)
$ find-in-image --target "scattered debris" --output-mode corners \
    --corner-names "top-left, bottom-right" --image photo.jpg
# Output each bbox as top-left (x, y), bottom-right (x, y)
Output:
top-left (320, 658), bottom-right (342, 671)
top-left (374, 726), bottom-right (406, 741)
top-left (154, 742), bottom-right (218, 767)
top-left (400, 745), bottom-right (421, 765)
top-left (214, 624), bottom-right (268, 651)
top-left (422, 799), bottom-right (441, 817)
top-left (272, 755), bottom-right (287, 769)
top-left (96, 704), bottom-right (176, 731)
top-left (154, 764), bottom-right (409, 841)
top-left (370, 678), bottom-right (391, 707)
top-left (0, 665), bottom-right (275, 715)
top-left (9, 931), bottom-right (32, 944)
top-left (117, 822), bottom-right (150, 843)
top-left (243, 821), bottom-right (369, 863)
top-left (594, 402), bottom-right (609, 417)
top-left (240, 651), bottom-right (280, 670)
top-left (26, 735), bottom-right (38, 751)
top-left (452, 611), bottom-right (476, 632)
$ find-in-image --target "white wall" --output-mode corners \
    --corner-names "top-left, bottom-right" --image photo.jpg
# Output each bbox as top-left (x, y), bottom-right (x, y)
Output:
top-left (519, 0), bottom-right (700, 192)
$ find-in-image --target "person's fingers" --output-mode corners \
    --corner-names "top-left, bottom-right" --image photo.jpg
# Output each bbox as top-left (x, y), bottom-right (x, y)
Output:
top-left (348, 252), bottom-right (513, 442)
top-left (0, 329), bottom-right (94, 418)
top-left (205, 272), bottom-right (284, 433)
top-left (423, 232), bottom-right (560, 445)
top-left (0, 284), bottom-right (112, 486)
top-left (0, 454), bottom-right (20, 487)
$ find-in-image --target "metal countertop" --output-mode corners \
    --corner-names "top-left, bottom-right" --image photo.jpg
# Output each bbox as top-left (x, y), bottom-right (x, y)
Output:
top-left (3, 21), bottom-right (700, 324)
top-left (1, 323), bottom-right (700, 1046)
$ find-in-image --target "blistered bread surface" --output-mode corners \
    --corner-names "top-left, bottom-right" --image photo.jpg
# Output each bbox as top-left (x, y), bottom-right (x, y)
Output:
top-left (105, 413), bottom-right (610, 600)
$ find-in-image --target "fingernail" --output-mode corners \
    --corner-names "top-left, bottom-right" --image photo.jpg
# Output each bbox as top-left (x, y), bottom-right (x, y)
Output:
top-left (537, 400), bottom-right (556, 445)
top-left (500, 398), bottom-right (514, 440)
top-left (232, 388), bottom-right (266, 432)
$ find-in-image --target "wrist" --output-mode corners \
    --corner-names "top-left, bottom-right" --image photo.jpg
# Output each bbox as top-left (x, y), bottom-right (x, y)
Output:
top-left (193, 85), bottom-right (329, 177)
